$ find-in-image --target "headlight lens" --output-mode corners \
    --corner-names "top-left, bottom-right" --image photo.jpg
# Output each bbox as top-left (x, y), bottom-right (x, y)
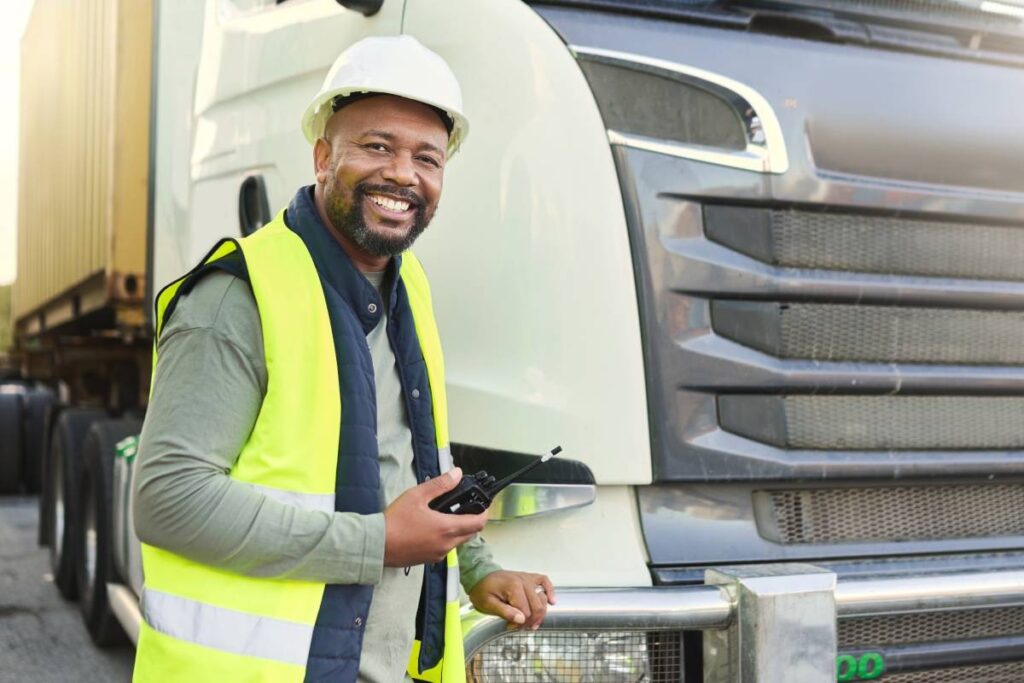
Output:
top-left (468, 630), bottom-right (679, 682)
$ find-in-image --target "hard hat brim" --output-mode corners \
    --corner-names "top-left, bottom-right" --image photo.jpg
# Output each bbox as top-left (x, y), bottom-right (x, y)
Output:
top-left (301, 86), bottom-right (469, 158)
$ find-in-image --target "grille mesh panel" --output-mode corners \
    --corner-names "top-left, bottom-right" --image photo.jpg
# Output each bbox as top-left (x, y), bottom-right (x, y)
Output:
top-left (704, 205), bottom-right (1024, 280)
top-left (712, 301), bottom-right (1024, 364)
top-left (468, 630), bottom-right (682, 682)
top-left (718, 395), bottom-right (1024, 450)
top-left (579, 59), bottom-right (747, 150)
top-left (882, 661), bottom-right (1024, 682)
top-left (839, 607), bottom-right (1024, 648)
top-left (764, 485), bottom-right (1024, 544)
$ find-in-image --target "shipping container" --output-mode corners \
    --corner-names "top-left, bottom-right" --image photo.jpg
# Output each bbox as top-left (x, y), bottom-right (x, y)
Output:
top-left (14, 0), bottom-right (153, 339)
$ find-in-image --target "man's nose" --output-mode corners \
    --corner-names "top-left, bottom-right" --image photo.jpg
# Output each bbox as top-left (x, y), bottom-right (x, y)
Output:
top-left (381, 153), bottom-right (417, 186)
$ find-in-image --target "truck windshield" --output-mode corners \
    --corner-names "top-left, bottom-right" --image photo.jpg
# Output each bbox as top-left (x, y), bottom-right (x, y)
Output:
top-left (549, 0), bottom-right (1024, 22)
top-left (534, 0), bottom-right (1024, 60)
top-left (742, 0), bottom-right (1023, 28)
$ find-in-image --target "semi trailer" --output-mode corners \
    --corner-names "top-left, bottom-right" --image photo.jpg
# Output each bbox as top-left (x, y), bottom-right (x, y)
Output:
top-left (6, 0), bottom-right (1024, 680)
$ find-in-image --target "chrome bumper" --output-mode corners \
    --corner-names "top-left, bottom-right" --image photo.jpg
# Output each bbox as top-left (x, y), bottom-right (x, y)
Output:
top-left (462, 566), bottom-right (1024, 681)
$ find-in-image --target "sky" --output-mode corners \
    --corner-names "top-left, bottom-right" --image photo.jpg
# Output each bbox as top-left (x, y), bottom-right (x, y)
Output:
top-left (0, 0), bottom-right (37, 286)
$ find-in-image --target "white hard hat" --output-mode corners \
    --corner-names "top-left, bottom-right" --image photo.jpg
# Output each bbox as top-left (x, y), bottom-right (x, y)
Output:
top-left (301, 35), bottom-right (469, 157)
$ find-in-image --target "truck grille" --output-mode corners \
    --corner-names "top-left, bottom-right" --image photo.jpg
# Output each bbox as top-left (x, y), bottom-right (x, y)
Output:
top-left (881, 661), bottom-right (1024, 682)
top-left (839, 608), bottom-right (1024, 681)
top-left (839, 607), bottom-right (1024, 648)
top-left (712, 301), bottom-right (1024, 365)
top-left (760, 485), bottom-right (1024, 544)
top-left (467, 630), bottom-right (683, 682)
top-left (628, 188), bottom-right (1024, 483)
top-left (704, 205), bottom-right (1024, 281)
top-left (719, 396), bottom-right (1024, 450)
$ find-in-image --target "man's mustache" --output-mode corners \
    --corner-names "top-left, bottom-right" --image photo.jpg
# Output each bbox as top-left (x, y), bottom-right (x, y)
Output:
top-left (357, 183), bottom-right (424, 210)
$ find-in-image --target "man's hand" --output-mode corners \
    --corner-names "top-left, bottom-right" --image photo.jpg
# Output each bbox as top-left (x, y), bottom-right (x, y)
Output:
top-left (383, 468), bottom-right (488, 567)
top-left (468, 570), bottom-right (556, 630)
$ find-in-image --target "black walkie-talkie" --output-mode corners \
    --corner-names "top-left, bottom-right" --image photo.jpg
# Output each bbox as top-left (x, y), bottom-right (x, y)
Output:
top-left (429, 446), bottom-right (562, 515)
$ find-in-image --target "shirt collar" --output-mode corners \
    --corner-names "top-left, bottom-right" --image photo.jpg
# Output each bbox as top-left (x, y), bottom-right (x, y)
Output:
top-left (283, 185), bottom-right (403, 334)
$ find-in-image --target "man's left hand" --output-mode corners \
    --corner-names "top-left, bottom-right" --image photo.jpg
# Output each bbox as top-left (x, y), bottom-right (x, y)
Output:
top-left (468, 570), bottom-right (556, 630)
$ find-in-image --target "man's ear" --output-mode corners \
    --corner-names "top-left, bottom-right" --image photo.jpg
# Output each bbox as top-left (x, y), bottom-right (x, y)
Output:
top-left (313, 137), bottom-right (332, 184)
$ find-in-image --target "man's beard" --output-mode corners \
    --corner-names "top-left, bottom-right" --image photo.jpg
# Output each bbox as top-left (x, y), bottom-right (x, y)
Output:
top-left (323, 179), bottom-right (430, 258)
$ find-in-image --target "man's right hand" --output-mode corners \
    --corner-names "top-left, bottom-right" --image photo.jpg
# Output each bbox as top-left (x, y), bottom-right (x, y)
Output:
top-left (383, 467), bottom-right (488, 567)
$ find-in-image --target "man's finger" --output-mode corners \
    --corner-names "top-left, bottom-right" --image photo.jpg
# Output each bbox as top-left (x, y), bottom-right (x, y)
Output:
top-left (441, 511), bottom-right (488, 538)
top-left (421, 467), bottom-right (462, 497)
top-left (524, 580), bottom-right (547, 630)
top-left (483, 594), bottom-right (525, 627)
top-left (505, 581), bottom-right (533, 625)
top-left (541, 576), bottom-right (557, 606)
top-left (449, 530), bottom-right (485, 549)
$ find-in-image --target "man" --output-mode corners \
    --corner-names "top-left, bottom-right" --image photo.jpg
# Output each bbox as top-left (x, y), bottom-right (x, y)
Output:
top-left (132, 36), bottom-right (554, 682)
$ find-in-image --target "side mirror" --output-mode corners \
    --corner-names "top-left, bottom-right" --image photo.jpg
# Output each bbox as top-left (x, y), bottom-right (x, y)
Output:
top-left (334, 0), bottom-right (383, 17)
top-left (238, 175), bottom-right (271, 237)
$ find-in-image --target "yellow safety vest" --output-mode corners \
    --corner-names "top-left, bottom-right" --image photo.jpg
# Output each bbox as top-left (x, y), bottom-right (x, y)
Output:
top-left (133, 214), bottom-right (465, 682)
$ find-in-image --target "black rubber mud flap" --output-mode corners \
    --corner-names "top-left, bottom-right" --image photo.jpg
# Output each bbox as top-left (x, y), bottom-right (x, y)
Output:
top-left (49, 407), bottom-right (108, 599)
top-left (76, 418), bottom-right (142, 645)
top-left (21, 387), bottom-right (56, 493)
top-left (0, 392), bottom-right (23, 494)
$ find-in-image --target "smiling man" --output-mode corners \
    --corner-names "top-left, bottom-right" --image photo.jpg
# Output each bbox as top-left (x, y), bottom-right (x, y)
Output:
top-left (131, 36), bottom-right (553, 683)
top-left (315, 94), bottom-right (445, 271)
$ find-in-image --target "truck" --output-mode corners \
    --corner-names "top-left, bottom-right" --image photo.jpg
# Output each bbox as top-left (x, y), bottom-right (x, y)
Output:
top-left (6, 0), bottom-right (1024, 680)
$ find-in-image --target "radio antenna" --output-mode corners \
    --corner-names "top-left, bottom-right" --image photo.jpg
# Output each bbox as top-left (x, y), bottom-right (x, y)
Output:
top-left (489, 445), bottom-right (561, 492)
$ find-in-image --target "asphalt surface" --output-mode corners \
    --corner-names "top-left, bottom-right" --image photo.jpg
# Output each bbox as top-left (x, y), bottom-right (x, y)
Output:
top-left (0, 496), bottom-right (134, 682)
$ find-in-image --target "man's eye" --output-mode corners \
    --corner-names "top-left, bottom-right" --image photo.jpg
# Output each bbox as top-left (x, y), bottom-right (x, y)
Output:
top-left (365, 143), bottom-right (389, 152)
top-left (418, 156), bottom-right (441, 168)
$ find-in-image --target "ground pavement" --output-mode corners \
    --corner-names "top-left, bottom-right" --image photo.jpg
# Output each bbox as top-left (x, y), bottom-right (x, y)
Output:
top-left (0, 496), bottom-right (134, 682)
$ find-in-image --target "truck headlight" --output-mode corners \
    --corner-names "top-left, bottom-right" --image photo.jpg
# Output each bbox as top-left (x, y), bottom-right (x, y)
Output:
top-left (468, 630), bottom-right (680, 682)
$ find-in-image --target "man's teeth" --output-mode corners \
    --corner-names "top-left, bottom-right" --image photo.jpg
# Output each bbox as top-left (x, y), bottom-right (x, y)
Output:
top-left (369, 194), bottom-right (411, 212)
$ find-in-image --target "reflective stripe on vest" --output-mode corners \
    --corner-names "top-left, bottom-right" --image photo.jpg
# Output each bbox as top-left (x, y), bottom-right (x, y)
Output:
top-left (251, 483), bottom-right (336, 513)
top-left (437, 444), bottom-right (454, 472)
top-left (141, 588), bottom-right (314, 667)
top-left (134, 214), bottom-right (464, 683)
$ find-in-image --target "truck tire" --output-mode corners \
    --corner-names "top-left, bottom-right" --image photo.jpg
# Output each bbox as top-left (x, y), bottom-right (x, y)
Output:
top-left (37, 402), bottom-right (64, 547)
top-left (0, 393), bottom-right (24, 494)
top-left (76, 418), bottom-right (142, 645)
top-left (21, 387), bottom-right (55, 493)
top-left (49, 407), bottom-right (108, 599)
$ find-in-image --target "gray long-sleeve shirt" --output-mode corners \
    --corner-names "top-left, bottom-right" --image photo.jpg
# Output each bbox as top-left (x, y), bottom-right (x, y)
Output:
top-left (133, 268), bottom-right (500, 681)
